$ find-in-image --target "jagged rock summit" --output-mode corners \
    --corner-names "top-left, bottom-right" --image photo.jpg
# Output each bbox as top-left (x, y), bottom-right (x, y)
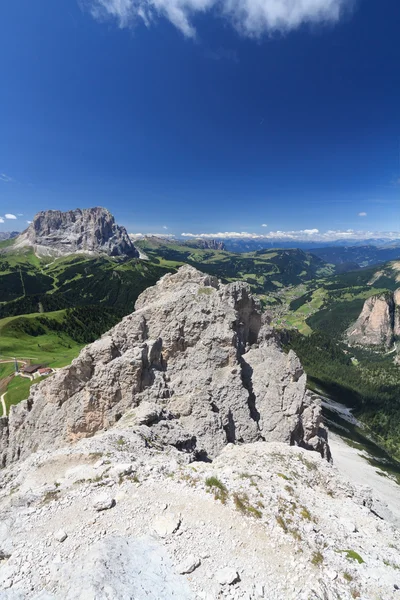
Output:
top-left (347, 290), bottom-right (400, 348)
top-left (13, 207), bottom-right (139, 258)
top-left (0, 265), bottom-right (329, 467)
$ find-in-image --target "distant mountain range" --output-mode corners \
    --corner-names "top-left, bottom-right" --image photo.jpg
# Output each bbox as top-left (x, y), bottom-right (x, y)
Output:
top-left (0, 231), bottom-right (19, 241)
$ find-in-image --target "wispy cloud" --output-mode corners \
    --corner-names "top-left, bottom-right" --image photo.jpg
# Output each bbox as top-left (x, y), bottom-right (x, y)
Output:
top-left (0, 217), bottom-right (4, 224)
top-left (358, 212), bottom-right (367, 217)
top-left (5, 213), bottom-right (17, 220)
top-left (181, 229), bottom-right (400, 242)
top-left (0, 173), bottom-right (14, 183)
top-left (26, 220), bottom-right (32, 224)
top-left (163, 225), bottom-right (168, 230)
top-left (129, 232), bottom-right (173, 239)
top-left (261, 223), bottom-right (268, 227)
top-left (85, 0), bottom-right (353, 38)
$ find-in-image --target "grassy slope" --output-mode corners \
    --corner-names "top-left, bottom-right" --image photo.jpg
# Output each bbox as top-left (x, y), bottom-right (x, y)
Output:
top-left (4, 375), bottom-right (48, 412)
top-left (0, 310), bottom-right (85, 368)
top-left (135, 239), bottom-right (336, 296)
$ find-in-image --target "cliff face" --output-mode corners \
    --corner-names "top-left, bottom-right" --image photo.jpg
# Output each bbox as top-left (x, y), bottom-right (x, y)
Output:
top-left (196, 239), bottom-right (226, 251)
top-left (14, 207), bottom-right (138, 258)
top-left (0, 266), bottom-right (329, 467)
top-left (347, 291), bottom-right (400, 348)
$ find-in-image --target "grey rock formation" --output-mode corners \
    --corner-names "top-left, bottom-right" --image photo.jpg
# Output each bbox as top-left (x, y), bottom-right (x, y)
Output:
top-left (192, 239), bottom-right (226, 251)
top-left (13, 207), bottom-right (138, 258)
top-left (0, 266), bottom-right (329, 466)
top-left (347, 290), bottom-right (400, 347)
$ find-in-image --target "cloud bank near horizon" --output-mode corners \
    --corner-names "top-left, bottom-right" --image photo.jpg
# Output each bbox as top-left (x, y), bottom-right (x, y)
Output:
top-left (85, 0), bottom-right (353, 38)
top-left (180, 229), bottom-right (400, 242)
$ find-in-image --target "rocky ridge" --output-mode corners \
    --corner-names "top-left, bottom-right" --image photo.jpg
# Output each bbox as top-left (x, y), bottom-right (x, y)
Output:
top-left (0, 433), bottom-right (399, 599)
top-left (192, 239), bottom-right (226, 251)
top-left (13, 207), bottom-right (138, 258)
top-left (347, 290), bottom-right (400, 348)
top-left (0, 267), bottom-right (399, 599)
top-left (0, 265), bottom-right (329, 467)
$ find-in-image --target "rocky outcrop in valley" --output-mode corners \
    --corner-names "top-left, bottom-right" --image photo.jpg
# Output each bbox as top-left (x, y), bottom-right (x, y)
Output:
top-left (347, 290), bottom-right (400, 347)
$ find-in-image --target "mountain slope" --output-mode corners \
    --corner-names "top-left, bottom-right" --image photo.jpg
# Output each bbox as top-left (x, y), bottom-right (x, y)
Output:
top-left (135, 238), bottom-right (336, 295)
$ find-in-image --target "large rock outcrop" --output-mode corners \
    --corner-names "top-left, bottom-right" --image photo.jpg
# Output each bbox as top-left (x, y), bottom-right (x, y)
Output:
top-left (0, 266), bottom-right (329, 467)
top-left (13, 207), bottom-right (138, 258)
top-left (347, 290), bottom-right (400, 348)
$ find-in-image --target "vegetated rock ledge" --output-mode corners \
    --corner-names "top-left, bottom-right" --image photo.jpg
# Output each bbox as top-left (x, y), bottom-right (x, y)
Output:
top-left (0, 265), bottom-right (329, 467)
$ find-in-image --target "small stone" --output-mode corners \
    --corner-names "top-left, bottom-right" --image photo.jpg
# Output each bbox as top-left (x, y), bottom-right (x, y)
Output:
top-left (54, 530), bottom-right (68, 543)
top-left (177, 555), bottom-right (201, 575)
top-left (151, 513), bottom-right (181, 538)
top-left (92, 493), bottom-right (115, 512)
top-left (326, 569), bottom-right (338, 581)
top-left (215, 567), bottom-right (240, 586)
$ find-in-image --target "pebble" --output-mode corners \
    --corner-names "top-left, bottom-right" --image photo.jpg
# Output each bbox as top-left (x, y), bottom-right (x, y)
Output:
top-left (215, 567), bottom-right (240, 586)
top-left (54, 530), bottom-right (68, 543)
top-left (177, 554), bottom-right (201, 575)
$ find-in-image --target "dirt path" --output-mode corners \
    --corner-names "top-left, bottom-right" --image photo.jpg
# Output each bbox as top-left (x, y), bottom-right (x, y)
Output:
top-left (0, 392), bottom-right (7, 418)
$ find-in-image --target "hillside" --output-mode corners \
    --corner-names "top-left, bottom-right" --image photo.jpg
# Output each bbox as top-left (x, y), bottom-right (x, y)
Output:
top-left (275, 261), bottom-right (400, 460)
top-left (135, 238), bottom-right (336, 296)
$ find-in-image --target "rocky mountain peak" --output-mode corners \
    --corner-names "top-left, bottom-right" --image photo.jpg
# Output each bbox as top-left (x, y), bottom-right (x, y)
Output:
top-left (347, 290), bottom-right (400, 348)
top-left (195, 239), bottom-right (226, 251)
top-left (0, 265), bottom-right (329, 466)
top-left (14, 207), bottom-right (139, 258)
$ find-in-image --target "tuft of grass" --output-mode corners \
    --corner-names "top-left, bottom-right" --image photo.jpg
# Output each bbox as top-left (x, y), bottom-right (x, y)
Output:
top-left (284, 484), bottom-right (294, 494)
top-left (42, 490), bottom-right (60, 504)
top-left (116, 437), bottom-right (126, 448)
top-left (198, 287), bottom-right (213, 295)
top-left (275, 515), bottom-right (288, 533)
top-left (277, 472), bottom-right (290, 480)
top-left (233, 493), bottom-right (262, 519)
top-left (290, 528), bottom-right (302, 541)
top-left (337, 550), bottom-right (364, 565)
top-left (311, 551), bottom-right (324, 567)
top-left (300, 506), bottom-right (312, 521)
top-left (205, 476), bottom-right (228, 504)
top-left (343, 572), bottom-right (353, 582)
top-left (351, 590), bottom-right (361, 599)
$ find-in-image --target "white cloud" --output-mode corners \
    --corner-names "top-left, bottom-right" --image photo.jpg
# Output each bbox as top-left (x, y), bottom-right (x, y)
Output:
top-left (358, 212), bottom-right (367, 217)
top-left (0, 217), bottom-right (4, 223)
top-left (17, 213), bottom-right (23, 217)
top-left (181, 229), bottom-right (400, 242)
top-left (261, 223), bottom-right (267, 227)
top-left (163, 225), bottom-right (168, 229)
top-left (86, 0), bottom-right (352, 38)
top-left (5, 213), bottom-right (17, 220)
top-left (0, 173), bottom-right (14, 183)
top-left (129, 232), bottom-right (174, 239)
top-left (26, 220), bottom-right (32, 224)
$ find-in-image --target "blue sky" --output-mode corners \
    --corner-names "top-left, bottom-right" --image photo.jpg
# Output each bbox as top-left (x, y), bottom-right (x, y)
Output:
top-left (0, 0), bottom-right (399, 241)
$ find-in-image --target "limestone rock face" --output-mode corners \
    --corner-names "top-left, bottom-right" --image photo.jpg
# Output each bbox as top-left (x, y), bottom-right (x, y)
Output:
top-left (194, 239), bottom-right (226, 251)
top-left (347, 291), bottom-right (400, 348)
top-left (0, 266), bottom-right (329, 466)
top-left (14, 207), bottom-right (138, 258)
